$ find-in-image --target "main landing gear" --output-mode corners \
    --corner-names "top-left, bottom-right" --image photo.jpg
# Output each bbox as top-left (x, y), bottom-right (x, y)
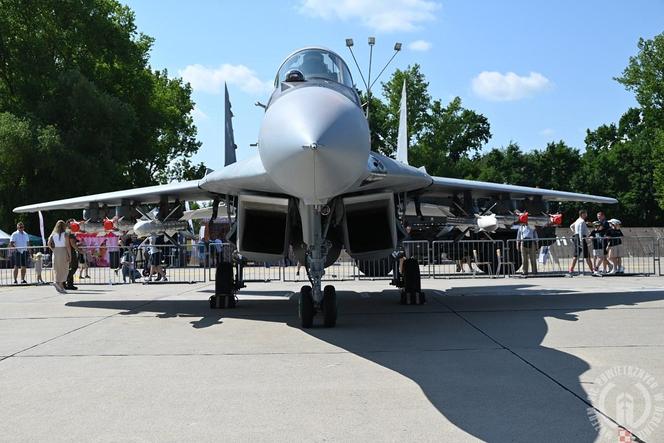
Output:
top-left (392, 255), bottom-right (426, 306)
top-left (209, 260), bottom-right (244, 309)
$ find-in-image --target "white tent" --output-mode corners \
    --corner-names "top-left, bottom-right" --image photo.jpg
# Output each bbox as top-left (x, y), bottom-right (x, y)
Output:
top-left (0, 229), bottom-right (10, 244)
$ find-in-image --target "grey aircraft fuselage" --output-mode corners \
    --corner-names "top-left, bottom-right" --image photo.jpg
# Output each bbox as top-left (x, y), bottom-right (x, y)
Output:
top-left (200, 47), bottom-right (431, 206)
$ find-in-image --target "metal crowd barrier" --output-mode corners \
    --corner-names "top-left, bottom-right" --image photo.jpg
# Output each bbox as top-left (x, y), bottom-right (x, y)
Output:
top-left (1, 236), bottom-right (663, 287)
top-left (79, 244), bottom-right (207, 284)
top-left (658, 238), bottom-right (663, 276)
top-left (504, 236), bottom-right (658, 277)
top-left (208, 244), bottom-right (281, 283)
top-left (0, 244), bottom-right (208, 287)
top-left (0, 245), bottom-right (52, 286)
top-left (505, 237), bottom-right (576, 277)
top-left (431, 240), bottom-right (504, 278)
top-left (619, 236), bottom-right (657, 276)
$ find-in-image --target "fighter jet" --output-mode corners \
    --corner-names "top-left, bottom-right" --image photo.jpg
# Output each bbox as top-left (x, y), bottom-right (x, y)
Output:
top-left (14, 46), bottom-right (617, 328)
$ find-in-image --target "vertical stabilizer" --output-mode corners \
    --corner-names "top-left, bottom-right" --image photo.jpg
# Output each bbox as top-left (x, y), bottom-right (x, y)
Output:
top-left (396, 81), bottom-right (408, 165)
top-left (224, 83), bottom-right (237, 166)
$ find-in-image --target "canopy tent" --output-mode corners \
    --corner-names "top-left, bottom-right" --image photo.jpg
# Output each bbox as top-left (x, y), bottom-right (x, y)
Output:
top-left (28, 233), bottom-right (43, 246)
top-left (0, 229), bottom-right (10, 244)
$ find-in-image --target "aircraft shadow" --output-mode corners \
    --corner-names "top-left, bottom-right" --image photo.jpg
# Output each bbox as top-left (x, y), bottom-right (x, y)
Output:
top-left (65, 285), bottom-right (664, 441)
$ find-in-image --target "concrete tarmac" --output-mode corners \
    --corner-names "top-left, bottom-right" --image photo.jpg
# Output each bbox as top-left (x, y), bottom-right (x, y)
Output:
top-left (1, 276), bottom-right (663, 442)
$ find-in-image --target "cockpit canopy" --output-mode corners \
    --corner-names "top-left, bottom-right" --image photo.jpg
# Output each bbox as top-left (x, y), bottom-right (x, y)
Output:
top-left (275, 48), bottom-right (354, 88)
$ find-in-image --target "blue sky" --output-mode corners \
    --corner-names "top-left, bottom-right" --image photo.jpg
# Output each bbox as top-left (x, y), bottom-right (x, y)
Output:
top-left (124, 0), bottom-right (664, 171)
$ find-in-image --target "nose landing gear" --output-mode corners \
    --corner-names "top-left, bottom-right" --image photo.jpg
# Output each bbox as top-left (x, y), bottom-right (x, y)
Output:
top-left (298, 284), bottom-right (337, 328)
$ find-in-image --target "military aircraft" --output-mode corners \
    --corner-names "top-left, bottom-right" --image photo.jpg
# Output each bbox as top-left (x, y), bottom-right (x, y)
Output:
top-left (14, 46), bottom-right (617, 328)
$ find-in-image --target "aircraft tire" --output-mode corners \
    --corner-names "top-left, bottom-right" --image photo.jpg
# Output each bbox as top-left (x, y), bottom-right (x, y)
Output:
top-left (322, 285), bottom-right (337, 328)
top-left (299, 285), bottom-right (314, 328)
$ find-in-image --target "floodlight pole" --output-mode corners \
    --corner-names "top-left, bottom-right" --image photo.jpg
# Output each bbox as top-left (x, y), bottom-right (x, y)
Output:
top-left (345, 37), bottom-right (401, 122)
top-left (367, 37), bottom-right (375, 121)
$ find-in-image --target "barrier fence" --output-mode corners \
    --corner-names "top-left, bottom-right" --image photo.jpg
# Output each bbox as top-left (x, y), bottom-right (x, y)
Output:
top-left (655, 238), bottom-right (664, 277)
top-left (431, 240), bottom-right (504, 278)
top-left (1, 236), bottom-right (662, 287)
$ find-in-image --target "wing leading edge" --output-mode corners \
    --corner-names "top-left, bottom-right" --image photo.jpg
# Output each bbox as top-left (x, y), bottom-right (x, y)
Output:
top-left (426, 176), bottom-right (618, 204)
top-left (13, 180), bottom-right (213, 213)
top-left (13, 154), bottom-right (281, 214)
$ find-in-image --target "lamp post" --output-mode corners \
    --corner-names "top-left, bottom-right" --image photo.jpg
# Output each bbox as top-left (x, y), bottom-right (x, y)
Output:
top-left (345, 37), bottom-right (401, 122)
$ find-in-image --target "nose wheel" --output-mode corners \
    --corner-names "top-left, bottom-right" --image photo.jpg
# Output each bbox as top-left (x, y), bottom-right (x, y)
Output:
top-left (322, 285), bottom-right (337, 327)
top-left (298, 285), bottom-right (337, 328)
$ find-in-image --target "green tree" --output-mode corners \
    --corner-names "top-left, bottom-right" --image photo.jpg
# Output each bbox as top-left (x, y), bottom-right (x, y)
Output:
top-left (0, 0), bottom-right (203, 231)
top-left (530, 141), bottom-right (581, 191)
top-left (616, 32), bottom-right (664, 210)
top-left (471, 143), bottom-right (535, 186)
top-left (580, 108), bottom-right (661, 225)
top-left (368, 66), bottom-right (491, 176)
top-left (412, 97), bottom-right (491, 177)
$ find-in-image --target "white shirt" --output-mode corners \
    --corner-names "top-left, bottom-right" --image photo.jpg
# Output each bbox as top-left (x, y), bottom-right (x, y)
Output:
top-left (50, 232), bottom-right (67, 247)
top-left (570, 217), bottom-right (589, 237)
top-left (10, 230), bottom-right (29, 251)
top-left (516, 225), bottom-right (538, 241)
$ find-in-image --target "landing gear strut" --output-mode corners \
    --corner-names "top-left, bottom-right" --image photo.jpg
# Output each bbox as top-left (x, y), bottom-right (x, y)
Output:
top-left (209, 260), bottom-right (242, 309)
top-left (298, 203), bottom-right (338, 328)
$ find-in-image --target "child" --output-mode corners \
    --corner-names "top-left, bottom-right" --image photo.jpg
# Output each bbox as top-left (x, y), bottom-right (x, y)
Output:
top-left (78, 248), bottom-right (90, 279)
top-left (606, 219), bottom-right (624, 274)
top-left (32, 252), bottom-right (45, 284)
top-left (120, 248), bottom-right (136, 283)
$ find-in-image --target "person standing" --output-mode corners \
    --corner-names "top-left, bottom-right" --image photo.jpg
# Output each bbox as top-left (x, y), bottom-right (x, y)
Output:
top-left (516, 214), bottom-right (539, 276)
top-left (9, 222), bottom-right (29, 284)
top-left (589, 222), bottom-right (609, 273)
top-left (108, 235), bottom-right (121, 269)
top-left (606, 219), bottom-right (624, 274)
top-left (47, 220), bottom-right (71, 294)
top-left (569, 210), bottom-right (595, 274)
top-left (65, 220), bottom-right (79, 290)
top-left (146, 234), bottom-right (166, 282)
top-left (595, 211), bottom-right (611, 272)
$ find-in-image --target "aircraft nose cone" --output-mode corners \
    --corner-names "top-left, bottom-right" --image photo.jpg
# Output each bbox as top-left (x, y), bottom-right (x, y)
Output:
top-left (258, 87), bottom-right (370, 203)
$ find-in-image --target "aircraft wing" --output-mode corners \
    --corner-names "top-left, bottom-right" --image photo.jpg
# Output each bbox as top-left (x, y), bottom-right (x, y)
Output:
top-left (424, 176), bottom-right (618, 204)
top-left (13, 180), bottom-right (214, 213)
top-left (13, 153), bottom-right (281, 214)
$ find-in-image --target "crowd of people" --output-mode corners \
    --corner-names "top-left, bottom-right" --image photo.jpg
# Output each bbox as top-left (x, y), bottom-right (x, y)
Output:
top-left (1, 208), bottom-right (634, 289)
top-left (571, 210), bottom-right (624, 275)
top-left (516, 209), bottom-right (624, 276)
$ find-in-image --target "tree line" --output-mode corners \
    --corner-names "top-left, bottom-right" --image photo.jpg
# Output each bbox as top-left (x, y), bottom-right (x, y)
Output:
top-left (367, 32), bottom-right (664, 227)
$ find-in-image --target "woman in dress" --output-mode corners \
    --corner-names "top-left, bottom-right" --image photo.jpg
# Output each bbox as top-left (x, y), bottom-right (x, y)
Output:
top-left (48, 220), bottom-right (71, 293)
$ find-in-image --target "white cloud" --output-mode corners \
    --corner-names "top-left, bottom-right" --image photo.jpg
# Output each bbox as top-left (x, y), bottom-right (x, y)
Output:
top-left (191, 106), bottom-right (208, 121)
top-left (540, 128), bottom-right (555, 137)
top-left (471, 71), bottom-right (551, 101)
top-left (179, 64), bottom-right (272, 95)
top-left (298, 0), bottom-right (440, 32)
top-left (408, 40), bottom-right (432, 51)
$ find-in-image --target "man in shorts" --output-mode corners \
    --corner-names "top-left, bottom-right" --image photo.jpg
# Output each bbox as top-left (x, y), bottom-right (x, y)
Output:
top-left (568, 210), bottom-right (595, 274)
top-left (10, 222), bottom-right (30, 284)
top-left (589, 221), bottom-right (609, 273)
